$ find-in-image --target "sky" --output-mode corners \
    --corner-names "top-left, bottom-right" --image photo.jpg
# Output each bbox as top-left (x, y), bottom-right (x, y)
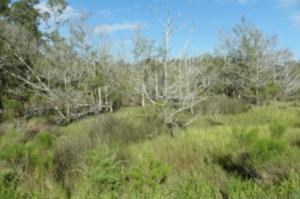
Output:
top-left (34, 0), bottom-right (300, 60)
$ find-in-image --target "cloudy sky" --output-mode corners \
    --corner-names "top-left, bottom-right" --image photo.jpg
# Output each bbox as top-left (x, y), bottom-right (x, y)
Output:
top-left (34, 0), bottom-right (300, 60)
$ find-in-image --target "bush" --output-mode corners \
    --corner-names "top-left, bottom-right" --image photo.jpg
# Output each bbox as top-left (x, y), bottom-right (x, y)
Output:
top-left (270, 121), bottom-right (288, 138)
top-left (128, 155), bottom-right (170, 191)
top-left (84, 145), bottom-right (124, 192)
top-left (238, 128), bottom-right (259, 146)
top-left (227, 178), bottom-right (274, 199)
top-left (173, 173), bottom-right (222, 199)
top-left (0, 129), bottom-right (56, 177)
top-left (35, 132), bottom-right (56, 149)
top-left (53, 114), bottom-right (162, 194)
top-left (0, 170), bottom-right (22, 199)
top-left (278, 171), bottom-right (300, 198)
top-left (249, 138), bottom-right (289, 163)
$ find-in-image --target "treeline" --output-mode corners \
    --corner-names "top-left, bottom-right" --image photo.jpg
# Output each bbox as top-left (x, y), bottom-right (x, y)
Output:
top-left (0, 0), bottom-right (300, 124)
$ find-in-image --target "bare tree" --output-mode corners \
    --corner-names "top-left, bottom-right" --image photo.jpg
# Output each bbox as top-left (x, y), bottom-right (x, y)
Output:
top-left (131, 24), bottom-right (154, 106)
top-left (142, 10), bottom-right (215, 136)
top-left (278, 52), bottom-right (300, 99)
top-left (1, 20), bottom-right (103, 124)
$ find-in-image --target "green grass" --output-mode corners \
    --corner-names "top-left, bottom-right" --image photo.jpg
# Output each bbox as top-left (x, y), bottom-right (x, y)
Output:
top-left (0, 101), bottom-right (300, 198)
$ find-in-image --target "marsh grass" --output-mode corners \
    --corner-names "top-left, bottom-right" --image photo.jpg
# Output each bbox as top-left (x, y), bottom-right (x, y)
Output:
top-left (1, 101), bottom-right (300, 198)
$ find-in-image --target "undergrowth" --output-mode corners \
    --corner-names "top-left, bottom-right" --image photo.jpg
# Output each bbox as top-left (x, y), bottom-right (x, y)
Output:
top-left (0, 101), bottom-right (300, 198)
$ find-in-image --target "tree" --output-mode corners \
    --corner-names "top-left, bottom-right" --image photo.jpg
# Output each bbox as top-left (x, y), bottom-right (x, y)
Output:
top-left (131, 24), bottom-right (154, 106)
top-left (0, 21), bottom-right (43, 119)
top-left (45, 0), bottom-right (69, 42)
top-left (280, 58), bottom-right (300, 99)
top-left (218, 17), bottom-right (290, 104)
top-left (0, 0), bottom-right (10, 20)
top-left (142, 10), bottom-right (214, 135)
top-left (10, 0), bottom-right (42, 41)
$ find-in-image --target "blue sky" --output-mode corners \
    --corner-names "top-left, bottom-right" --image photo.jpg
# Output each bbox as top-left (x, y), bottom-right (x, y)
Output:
top-left (35, 0), bottom-right (300, 60)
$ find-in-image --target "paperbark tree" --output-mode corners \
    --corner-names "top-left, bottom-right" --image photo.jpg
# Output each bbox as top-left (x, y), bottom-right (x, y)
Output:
top-left (0, 0), bottom-right (10, 20)
top-left (45, 0), bottom-right (69, 43)
top-left (145, 10), bottom-right (214, 135)
top-left (10, 0), bottom-right (42, 42)
top-left (218, 17), bottom-right (289, 104)
top-left (1, 20), bottom-right (99, 124)
top-left (131, 24), bottom-right (154, 106)
top-left (95, 34), bottom-right (115, 111)
top-left (280, 58), bottom-right (300, 99)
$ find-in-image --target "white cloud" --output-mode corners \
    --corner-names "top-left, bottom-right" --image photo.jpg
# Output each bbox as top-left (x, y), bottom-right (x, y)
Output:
top-left (98, 9), bottom-right (113, 18)
top-left (237, 0), bottom-right (259, 4)
top-left (214, 0), bottom-right (259, 5)
top-left (276, 0), bottom-right (300, 7)
top-left (97, 8), bottom-right (133, 20)
top-left (94, 23), bottom-right (137, 33)
top-left (275, 0), bottom-right (300, 26)
top-left (35, 1), bottom-right (79, 24)
top-left (290, 11), bottom-right (300, 25)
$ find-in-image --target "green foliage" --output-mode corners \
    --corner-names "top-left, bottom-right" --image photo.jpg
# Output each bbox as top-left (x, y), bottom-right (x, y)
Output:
top-left (0, 105), bottom-right (300, 198)
top-left (0, 170), bottom-right (22, 199)
top-left (249, 138), bottom-right (288, 163)
top-left (227, 178), bottom-right (274, 199)
top-left (47, 0), bottom-right (69, 15)
top-left (278, 171), bottom-right (300, 199)
top-left (27, 141), bottom-right (55, 174)
top-left (29, 95), bottom-right (47, 104)
top-left (238, 128), bottom-right (259, 146)
top-left (0, 0), bottom-right (11, 18)
top-left (235, 128), bottom-right (289, 164)
top-left (226, 171), bottom-right (300, 199)
top-left (270, 121), bottom-right (288, 138)
top-left (0, 129), bottom-right (56, 177)
top-left (10, 0), bottom-right (42, 39)
top-left (0, 129), bottom-right (24, 168)
top-left (219, 126), bottom-right (292, 185)
top-left (6, 100), bottom-right (23, 111)
top-left (128, 155), bottom-right (170, 190)
top-left (83, 145), bottom-right (124, 192)
top-left (173, 173), bottom-right (222, 199)
top-left (259, 83), bottom-right (284, 101)
top-left (2, 112), bottom-right (14, 121)
top-left (35, 132), bottom-right (56, 149)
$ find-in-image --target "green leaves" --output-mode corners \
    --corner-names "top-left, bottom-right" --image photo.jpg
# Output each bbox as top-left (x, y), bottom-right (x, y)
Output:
top-left (270, 121), bottom-right (288, 139)
top-left (0, 0), bottom-right (11, 18)
top-left (10, 0), bottom-right (41, 38)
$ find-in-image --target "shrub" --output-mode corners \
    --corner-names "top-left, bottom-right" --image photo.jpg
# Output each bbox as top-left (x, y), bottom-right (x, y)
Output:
top-left (6, 100), bottom-right (23, 111)
top-left (54, 133), bottom-right (91, 182)
top-left (128, 155), bottom-right (170, 191)
top-left (53, 114), bottom-right (159, 192)
top-left (0, 141), bottom-right (25, 170)
top-left (0, 170), bottom-right (22, 199)
top-left (81, 145), bottom-right (124, 194)
top-left (249, 138), bottom-right (289, 163)
top-left (278, 171), bottom-right (300, 198)
top-left (0, 129), bottom-right (56, 178)
top-left (173, 173), bottom-right (222, 199)
top-left (270, 121), bottom-right (288, 139)
top-left (227, 178), bottom-right (274, 199)
top-left (238, 128), bottom-right (259, 146)
top-left (35, 132), bottom-right (56, 149)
